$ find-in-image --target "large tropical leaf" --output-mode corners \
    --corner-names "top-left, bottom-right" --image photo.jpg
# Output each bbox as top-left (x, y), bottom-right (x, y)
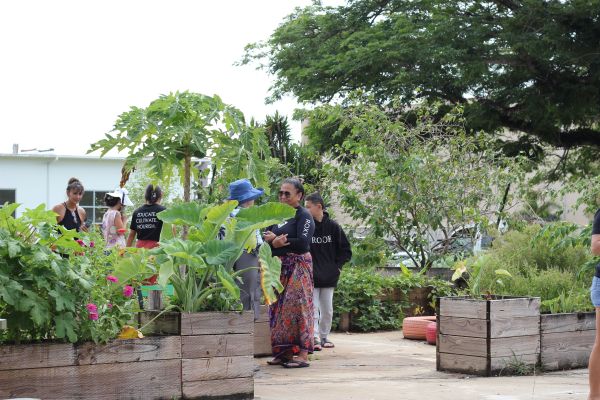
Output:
top-left (194, 200), bottom-right (238, 242)
top-left (235, 202), bottom-right (295, 231)
top-left (157, 202), bottom-right (207, 227)
top-left (258, 244), bottom-right (283, 305)
top-left (113, 252), bottom-right (155, 284)
top-left (203, 239), bottom-right (240, 266)
top-left (216, 265), bottom-right (240, 300)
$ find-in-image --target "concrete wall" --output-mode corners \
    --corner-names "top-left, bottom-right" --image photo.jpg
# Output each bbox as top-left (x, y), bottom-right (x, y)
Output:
top-left (0, 154), bottom-right (131, 217)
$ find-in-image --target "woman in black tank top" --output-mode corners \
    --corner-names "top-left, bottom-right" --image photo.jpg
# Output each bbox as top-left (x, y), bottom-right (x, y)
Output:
top-left (52, 178), bottom-right (88, 232)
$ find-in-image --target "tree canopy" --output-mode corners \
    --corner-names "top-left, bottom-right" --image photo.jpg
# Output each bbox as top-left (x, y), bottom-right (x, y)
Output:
top-left (243, 0), bottom-right (600, 148)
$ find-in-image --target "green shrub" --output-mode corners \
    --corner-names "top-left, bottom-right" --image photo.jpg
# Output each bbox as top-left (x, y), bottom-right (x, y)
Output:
top-left (457, 222), bottom-right (595, 313)
top-left (333, 266), bottom-right (456, 331)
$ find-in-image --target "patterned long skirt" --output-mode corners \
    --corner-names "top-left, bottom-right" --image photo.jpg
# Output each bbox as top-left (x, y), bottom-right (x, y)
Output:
top-left (269, 252), bottom-right (314, 357)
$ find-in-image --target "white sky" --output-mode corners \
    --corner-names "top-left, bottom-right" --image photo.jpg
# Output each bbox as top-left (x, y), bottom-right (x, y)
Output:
top-left (0, 0), bottom-right (332, 156)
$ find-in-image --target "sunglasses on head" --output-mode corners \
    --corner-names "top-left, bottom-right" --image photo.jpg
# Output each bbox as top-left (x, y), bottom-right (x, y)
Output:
top-left (278, 190), bottom-right (293, 198)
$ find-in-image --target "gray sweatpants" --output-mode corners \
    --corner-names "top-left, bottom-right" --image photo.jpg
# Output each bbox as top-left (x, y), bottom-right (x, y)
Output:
top-left (313, 287), bottom-right (335, 340)
top-left (233, 251), bottom-right (262, 321)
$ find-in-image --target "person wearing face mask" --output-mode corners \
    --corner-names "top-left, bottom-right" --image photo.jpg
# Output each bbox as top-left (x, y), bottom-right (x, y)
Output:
top-left (52, 177), bottom-right (88, 232)
top-left (263, 178), bottom-right (315, 369)
top-left (101, 188), bottom-right (133, 250)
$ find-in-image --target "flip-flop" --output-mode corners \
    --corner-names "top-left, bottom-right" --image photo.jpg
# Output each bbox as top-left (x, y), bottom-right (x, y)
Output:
top-left (267, 358), bottom-right (288, 365)
top-left (313, 338), bottom-right (322, 351)
top-left (282, 360), bottom-right (310, 368)
top-left (321, 339), bottom-right (335, 348)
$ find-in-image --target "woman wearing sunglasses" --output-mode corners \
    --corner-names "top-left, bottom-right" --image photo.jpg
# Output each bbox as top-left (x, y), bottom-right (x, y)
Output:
top-left (264, 178), bottom-right (315, 368)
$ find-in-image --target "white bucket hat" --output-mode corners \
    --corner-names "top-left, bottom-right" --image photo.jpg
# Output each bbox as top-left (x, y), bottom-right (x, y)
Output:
top-left (106, 188), bottom-right (134, 207)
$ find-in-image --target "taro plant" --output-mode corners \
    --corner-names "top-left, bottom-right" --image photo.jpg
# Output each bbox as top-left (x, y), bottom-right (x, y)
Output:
top-left (113, 200), bottom-right (295, 312)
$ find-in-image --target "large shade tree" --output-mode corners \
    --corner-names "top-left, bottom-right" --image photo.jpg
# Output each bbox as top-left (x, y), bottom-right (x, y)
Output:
top-left (242, 0), bottom-right (600, 149)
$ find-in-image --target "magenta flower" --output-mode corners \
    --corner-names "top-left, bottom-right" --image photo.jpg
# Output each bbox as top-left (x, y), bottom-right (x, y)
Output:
top-left (88, 312), bottom-right (99, 321)
top-left (107, 303), bottom-right (113, 309)
top-left (76, 239), bottom-right (86, 247)
top-left (86, 303), bottom-right (98, 313)
top-left (89, 241), bottom-right (95, 248)
top-left (106, 275), bottom-right (118, 283)
top-left (123, 285), bottom-right (134, 297)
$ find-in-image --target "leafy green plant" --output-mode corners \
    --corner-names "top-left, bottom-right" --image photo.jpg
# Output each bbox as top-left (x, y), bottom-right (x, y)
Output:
top-left (454, 221), bottom-right (595, 313)
top-left (323, 101), bottom-right (523, 269)
top-left (0, 203), bottom-right (136, 344)
top-left (113, 201), bottom-right (295, 312)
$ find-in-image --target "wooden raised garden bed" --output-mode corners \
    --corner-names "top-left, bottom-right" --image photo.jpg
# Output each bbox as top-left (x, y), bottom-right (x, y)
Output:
top-left (437, 296), bottom-right (540, 376)
top-left (540, 311), bottom-right (595, 371)
top-left (254, 305), bottom-right (271, 357)
top-left (0, 311), bottom-right (254, 400)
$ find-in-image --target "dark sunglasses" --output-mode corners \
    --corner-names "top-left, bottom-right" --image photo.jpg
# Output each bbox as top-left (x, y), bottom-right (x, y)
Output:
top-left (278, 190), bottom-right (293, 198)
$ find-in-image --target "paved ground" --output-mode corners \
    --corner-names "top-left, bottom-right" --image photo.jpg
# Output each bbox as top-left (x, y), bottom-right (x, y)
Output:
top-left (254, 331), bottom-right (588, 400)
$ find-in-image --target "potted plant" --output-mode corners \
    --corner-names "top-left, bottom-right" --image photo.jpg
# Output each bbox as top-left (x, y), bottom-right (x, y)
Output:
top-left (112, 200), bottom-right (295, 399)
top-left (437, 256), bottom-right (541, 376)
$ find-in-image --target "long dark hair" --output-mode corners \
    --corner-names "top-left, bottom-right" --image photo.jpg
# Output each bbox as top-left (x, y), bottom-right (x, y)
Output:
top-left (306, 192), bottom-right (326, 210)
top-left (66, 177), bottom-right (84, 194)
top-left (145, 184), bottom-right (163, 204)
top-left (282, 177), bottom-right (305, 200)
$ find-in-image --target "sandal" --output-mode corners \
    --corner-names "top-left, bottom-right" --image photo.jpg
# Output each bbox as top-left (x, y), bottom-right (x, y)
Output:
top-left (321, 338), bottom-right (335, 348)
top-left (282, 360), bottom-right (310, 368)
top-left (267, 356), bottom-right (291, 365)
top-left (313, 338), bottom-right (322, 351)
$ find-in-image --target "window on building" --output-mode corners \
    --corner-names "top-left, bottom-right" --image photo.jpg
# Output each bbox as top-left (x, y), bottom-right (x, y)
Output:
top-left (81, 190), bottom-right (109, 224)
top-left (0, 189), bottom-right (16, 216)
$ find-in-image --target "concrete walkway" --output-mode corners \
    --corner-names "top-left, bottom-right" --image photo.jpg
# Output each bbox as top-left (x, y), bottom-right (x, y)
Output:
top-left (254, 331), bottom-right (588, 400)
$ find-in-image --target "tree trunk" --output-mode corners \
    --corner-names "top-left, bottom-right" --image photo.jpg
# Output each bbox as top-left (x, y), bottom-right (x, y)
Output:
top-left (183, 153), bottom-right (191, 240)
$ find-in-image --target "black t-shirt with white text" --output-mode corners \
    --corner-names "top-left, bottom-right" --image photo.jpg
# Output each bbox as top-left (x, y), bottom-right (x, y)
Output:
top-left (267, 206), bottom-right (315, 257)
top-left (130, 204), bottom-right (166, 242)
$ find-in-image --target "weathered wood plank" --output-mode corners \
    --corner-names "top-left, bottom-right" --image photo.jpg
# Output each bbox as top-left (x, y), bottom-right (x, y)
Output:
top-left (439, 297), bottom-right (487, 319)
top-left (182, 355), bottom-right (254, 382)
top-left (256, 305), bottom-right (269, 323)
top-left (438, 334), bottom-right (539, 358)
top-left (183, 377), bottom-right (254, 399)
top-left (0, 342), bottom-right (75, 371)
top-left (138, 311), bottom-right (181, 335)
top-left (0, 359), bottom-right (181, 400)
top-left (541, 312), bottom-right (596, 334)
top-left (541, 329), bottom-right (595, 371)
top-left (180, 311), bottom-right (254, 335)
top-left (181, 334), bottom-right (253, 359)
top-left (490, 353), bottom-right (539, 374)
top-left (489, 297), bottom-right (540, 318)
top-left (438, 316), bottom-right (487, 338)
top-left (491, 335), bottom-right (539, 357)
top-left (254, 321), bottom-right (272, 356)
top-left (76, 336), bottom-right (181, 365)
top-left (438, 334), bottom-right (486, 357)
top-left (437, 352), bottom-right (488, 375)
top-left (490, 316), bottom-right (539, 338)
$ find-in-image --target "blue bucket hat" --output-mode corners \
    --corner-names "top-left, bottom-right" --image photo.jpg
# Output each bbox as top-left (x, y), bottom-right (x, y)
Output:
top-left (228, 179), bottom-right (264, 203)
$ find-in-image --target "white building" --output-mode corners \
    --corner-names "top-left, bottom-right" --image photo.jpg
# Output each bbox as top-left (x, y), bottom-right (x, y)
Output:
top-left (0, 151), bottom-right (136, 222)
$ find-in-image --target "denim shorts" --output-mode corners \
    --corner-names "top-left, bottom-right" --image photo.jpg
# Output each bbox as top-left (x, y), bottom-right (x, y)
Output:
top-left (591, 276), bottom-right (600, 307)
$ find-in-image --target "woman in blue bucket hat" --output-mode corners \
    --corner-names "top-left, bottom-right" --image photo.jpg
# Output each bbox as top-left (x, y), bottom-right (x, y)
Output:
top-left (225, 179), bottom-right (264, 320)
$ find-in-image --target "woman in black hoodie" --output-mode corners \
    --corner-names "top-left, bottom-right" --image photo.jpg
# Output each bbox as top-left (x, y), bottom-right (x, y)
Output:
top-left (305, 192), bottom-right (352, 349)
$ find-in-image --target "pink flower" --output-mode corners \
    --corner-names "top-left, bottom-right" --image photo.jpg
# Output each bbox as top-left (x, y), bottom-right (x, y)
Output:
top-left (106, 275), bottom-right (118, 283)
top-left (123, 285), bottom-right (134, 297)
top-left (86, 303), bottom-right (98, 313)
top-left (89, 241), bottom-right (95, 248)
top-left (76, 239), bottom-right (86, 247)
top-left (107, 303), bottom-right (113, 309)
top-left (89, 312), bottom-right (99, 321)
